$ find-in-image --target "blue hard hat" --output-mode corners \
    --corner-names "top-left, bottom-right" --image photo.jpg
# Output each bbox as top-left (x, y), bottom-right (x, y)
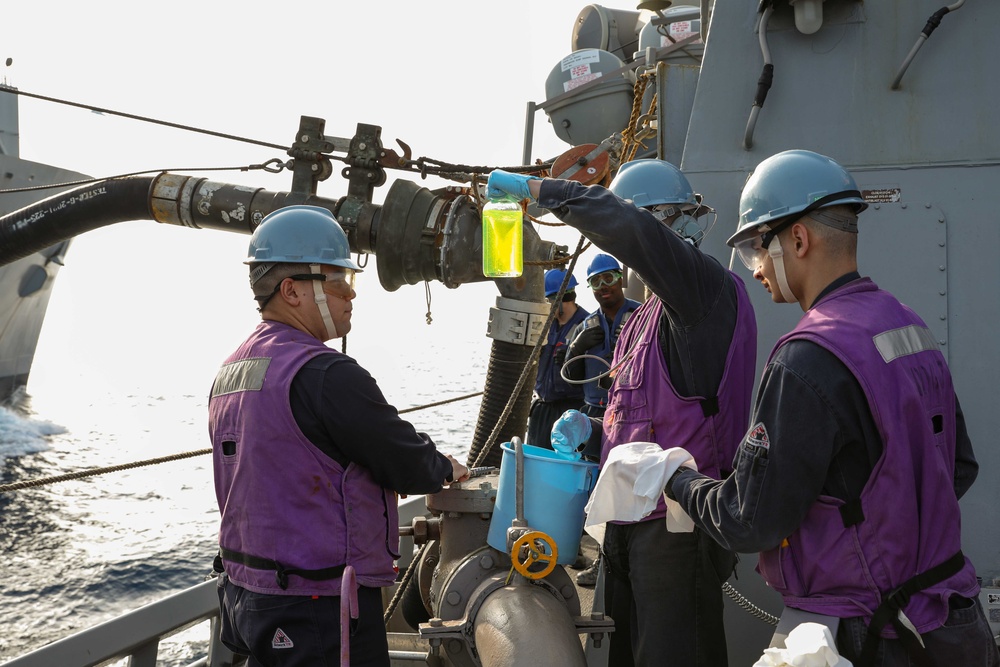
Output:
top-left (586, 254), bottom-right (622, 279)
top-left (246, 205), bottom-right (362, 284)
top-left (544, 268), bottom-right (578, 297)
top-left (608, 159), bottom-right (699, 209)
top-left (727, 150), bottom-right (868, 248)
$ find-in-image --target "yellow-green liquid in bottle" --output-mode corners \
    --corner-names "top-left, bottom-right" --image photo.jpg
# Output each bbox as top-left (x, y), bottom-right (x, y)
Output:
top-left (482, 200), bottom-right (523, 277)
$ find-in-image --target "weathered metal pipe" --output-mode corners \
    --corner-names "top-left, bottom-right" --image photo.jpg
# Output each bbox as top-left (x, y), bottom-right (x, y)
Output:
top-left (148, 173), bottom-right (342, 237)
top-left (472, 585), bottom-right (587, 666)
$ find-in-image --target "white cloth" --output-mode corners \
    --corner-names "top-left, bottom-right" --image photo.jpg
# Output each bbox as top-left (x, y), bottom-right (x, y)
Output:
top-left (583, 442), bottom-right (697, 545)
top-left (754, 623), bottom-right (853, 667)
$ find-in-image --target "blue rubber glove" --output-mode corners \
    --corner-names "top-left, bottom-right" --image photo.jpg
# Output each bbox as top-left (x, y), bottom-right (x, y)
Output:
top-left (549, 409), bottom-right (592, 460)
top-left (486, 169), bottom-right (540, 202)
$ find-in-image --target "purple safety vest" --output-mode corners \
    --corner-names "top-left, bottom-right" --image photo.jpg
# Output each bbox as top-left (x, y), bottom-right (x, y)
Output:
top-left (602, 272), bottom-right (756, 522)
top-left (210, 320), bottom-right (400, 594)
top-left (757, 278), bottom-right (979, 634)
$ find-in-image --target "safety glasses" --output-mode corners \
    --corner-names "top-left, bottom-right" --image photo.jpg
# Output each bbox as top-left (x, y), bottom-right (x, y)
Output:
top-left (290, 269), bottom-right (357, 297)
top-left (733, 191), bottom-right (862, 270)
top-left (588, 270), bottom-right (622, 289)
top-left (733, 235), bottom-right (768, 271)
top-left (320, 270), bottom-right (356, 298)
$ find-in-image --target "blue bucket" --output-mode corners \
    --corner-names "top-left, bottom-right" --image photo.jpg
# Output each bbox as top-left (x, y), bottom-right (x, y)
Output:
top-left (487, 442), bottom-right (599, 565)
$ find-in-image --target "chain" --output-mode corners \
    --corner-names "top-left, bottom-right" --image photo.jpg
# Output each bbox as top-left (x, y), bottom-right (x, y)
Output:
top-left (471, 235), bottom-right (589, 468)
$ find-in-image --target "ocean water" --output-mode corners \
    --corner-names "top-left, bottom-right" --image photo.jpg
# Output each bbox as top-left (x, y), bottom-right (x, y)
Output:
top-left (0, 208), bottom-right (591, 665)
top-left (0, 331), bottom-right (490, 665)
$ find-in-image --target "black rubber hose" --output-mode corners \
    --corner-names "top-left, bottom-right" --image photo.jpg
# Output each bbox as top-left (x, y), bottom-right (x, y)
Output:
top-left (466, 340), bottom-right (535, 469)
top-left (0, 176), bottom-right (155, 267)
top-left (399, 567), bottom-right (432, 630)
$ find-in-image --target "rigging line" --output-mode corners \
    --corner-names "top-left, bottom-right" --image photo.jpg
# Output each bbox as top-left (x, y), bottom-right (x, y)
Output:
top-left (0, 160), bottom-right (286, 195)
top-left (399, 391), bottom-right (483, 414)
top-left (530, 219), bottom-right (565, 228)
top-left (1, 88), bottom-right (554, 183)
top-left (1, 86), bottom-right (290, 151)
top-left (0, 448), bottom-right (212, 494)
top-left (471, 235), bottom-right (589, 469)
top-left (383, 541), bottom-right (429, 626)
top-left (416, 156), bottom-right (556, 176)
top-left (525, 241), bottom-right (593, 268)
top-left (0, 391), bottom-right (484, 494)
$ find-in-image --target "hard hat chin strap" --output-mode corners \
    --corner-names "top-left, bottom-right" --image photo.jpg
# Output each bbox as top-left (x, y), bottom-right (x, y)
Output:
top-left (768, 242), bottom-right (798, 303)
top-left (310, 263), bottom-right (339, 340)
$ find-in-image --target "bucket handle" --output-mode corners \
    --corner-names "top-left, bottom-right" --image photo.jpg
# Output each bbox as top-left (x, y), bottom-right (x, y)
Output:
top-left (513, 436), bottom-right (526, 525)
top-left (584, 464), bottom-right (597, 492)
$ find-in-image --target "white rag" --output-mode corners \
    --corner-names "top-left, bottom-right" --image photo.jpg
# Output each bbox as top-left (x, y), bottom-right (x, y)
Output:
top-left (583, 442), bottom-right (697, 545)
top-left (753, 623), bottom-right (853, 667)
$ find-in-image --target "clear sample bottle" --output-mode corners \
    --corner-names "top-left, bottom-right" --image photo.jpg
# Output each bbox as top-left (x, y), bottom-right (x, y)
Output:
top-left (482, 197), bottom-right (523, 277)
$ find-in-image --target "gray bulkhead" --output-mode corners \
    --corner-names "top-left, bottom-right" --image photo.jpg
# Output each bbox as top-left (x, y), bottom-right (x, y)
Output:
top-left (668, 0), bottom-right (1000, 658)
top-left (681, 0), bottom-right (1000, 599)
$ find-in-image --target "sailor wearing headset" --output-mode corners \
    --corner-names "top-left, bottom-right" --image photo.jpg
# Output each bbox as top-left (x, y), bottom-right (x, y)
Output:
top-left (525, 267), bottom-right (590, 450)
top-left (487, 159), bottom-right (758, 667)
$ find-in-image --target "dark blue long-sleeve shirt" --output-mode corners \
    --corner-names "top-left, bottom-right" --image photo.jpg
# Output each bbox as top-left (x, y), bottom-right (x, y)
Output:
top-left (668, 274), bottom-right (978, 553)
top-left (537, 178), bottom-right (740, 399)
top-left (290, 352), bottom-right (453, 496)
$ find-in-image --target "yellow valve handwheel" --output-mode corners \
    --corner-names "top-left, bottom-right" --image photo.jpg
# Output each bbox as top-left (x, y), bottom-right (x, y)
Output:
top-left (510, 531), bottom-right (559, 580)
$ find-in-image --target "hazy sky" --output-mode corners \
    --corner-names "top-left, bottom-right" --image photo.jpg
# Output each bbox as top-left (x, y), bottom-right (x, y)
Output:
top-left (5, 1), bottom-right (639, 400)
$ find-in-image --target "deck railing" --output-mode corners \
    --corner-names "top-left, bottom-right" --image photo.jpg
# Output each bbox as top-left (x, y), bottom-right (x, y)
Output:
top-left (0, 578), bottom-right (235, 667)
top-left (0, 496), bottom-right (432, 667)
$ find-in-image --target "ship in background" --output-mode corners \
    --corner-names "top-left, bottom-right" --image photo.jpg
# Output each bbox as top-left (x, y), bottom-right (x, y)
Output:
top-left (0, 85), bottom-right (88, 403)
top-left (1, 0), bottom-right (999, 665)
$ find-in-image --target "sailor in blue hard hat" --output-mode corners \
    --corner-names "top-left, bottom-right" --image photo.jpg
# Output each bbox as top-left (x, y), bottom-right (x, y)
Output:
top-left (245, 204), bottom-right (363, 340)
top-left (212, 205), bottom-right (468, 665)
top-left (527, 268), bottom-right (589, 451)
top-left (727, 149), bottom-right (867, 305)
top-left (484, 161), bottom-right (757, 667)
top-left (666, 150), bottom-right (996, 666)
top-left (607, 158), bottom-right (715, 247)
top-left (544, 267), bottom-right (579, 299)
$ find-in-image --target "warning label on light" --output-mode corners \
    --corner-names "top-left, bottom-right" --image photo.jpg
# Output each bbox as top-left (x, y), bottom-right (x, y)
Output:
top-left (564, 71), bottom-right (603, 92)
top-left (561, 50), bottom-right (601, 71)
